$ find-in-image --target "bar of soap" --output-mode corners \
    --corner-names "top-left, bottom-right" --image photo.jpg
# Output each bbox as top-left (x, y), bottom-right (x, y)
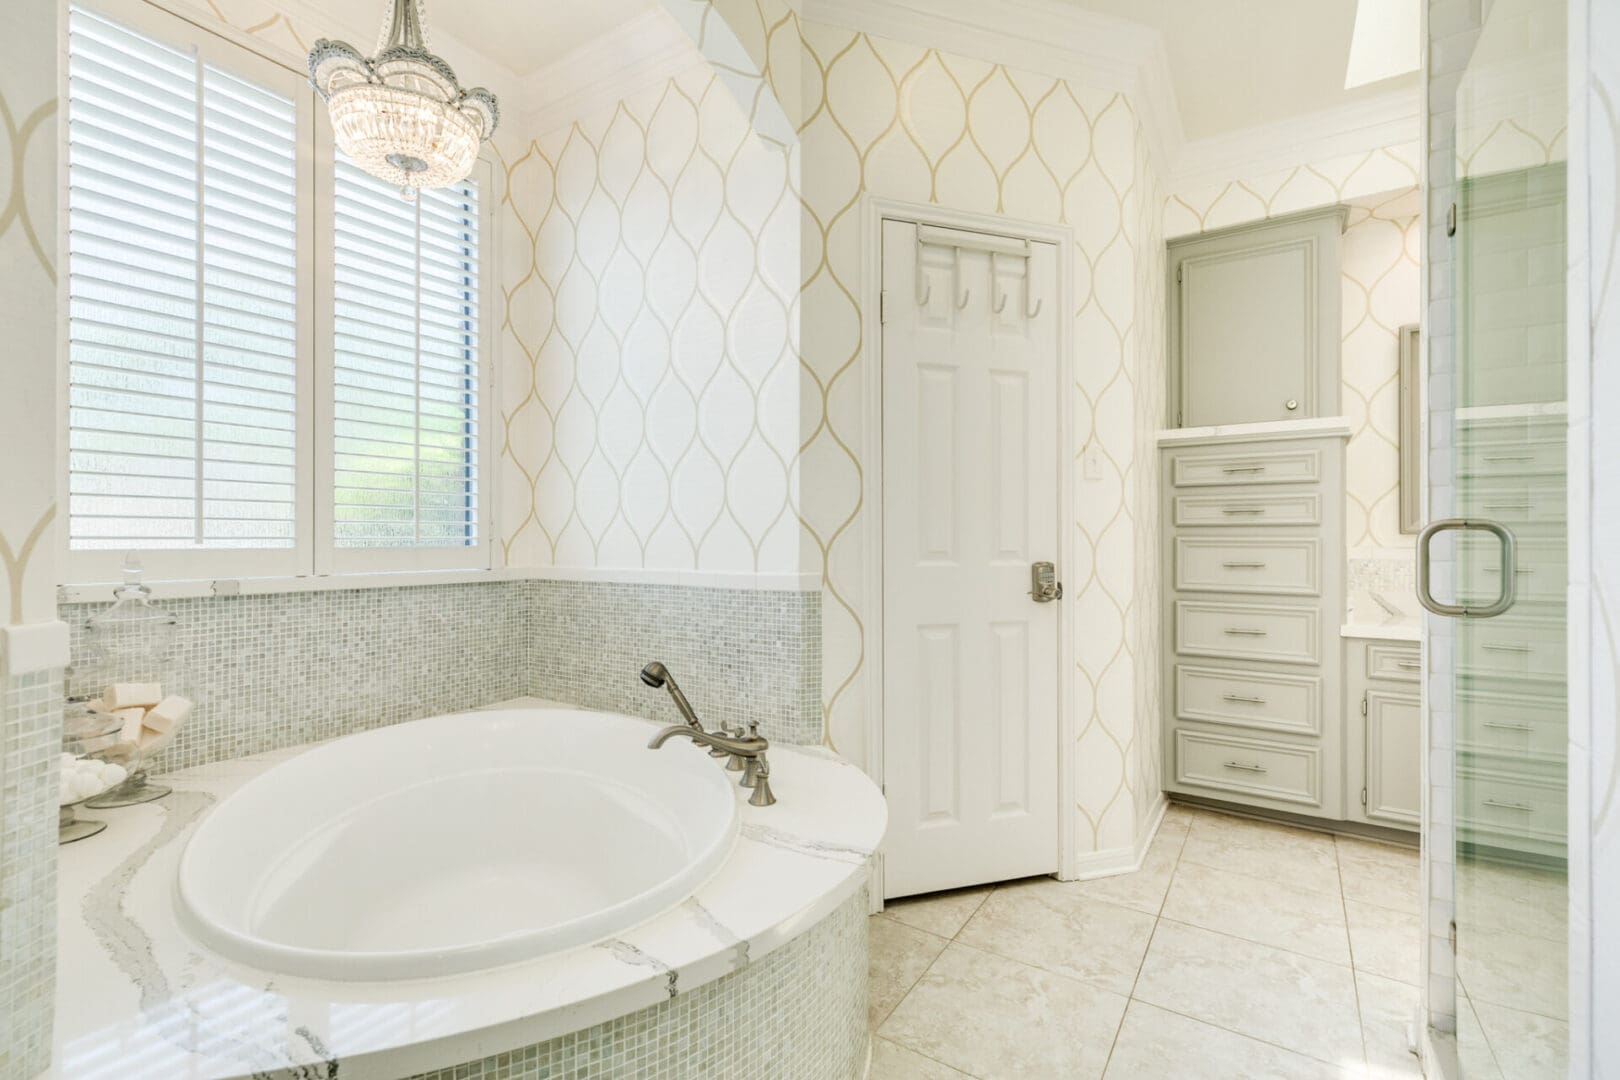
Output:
top-left (113, 706), bottom-right (146, 744)
top-left (106, 682), bottom-right (162, 709)
top-left (143, 695), bottom-right (192, 734)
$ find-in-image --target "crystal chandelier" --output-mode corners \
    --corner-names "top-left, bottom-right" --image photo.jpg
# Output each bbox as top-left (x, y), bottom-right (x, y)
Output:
top-left (308, 0), bottom-right (498, 202)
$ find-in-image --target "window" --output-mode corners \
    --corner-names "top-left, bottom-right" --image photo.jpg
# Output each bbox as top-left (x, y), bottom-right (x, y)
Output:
top-left (63, 0), bottom-right (491, 585)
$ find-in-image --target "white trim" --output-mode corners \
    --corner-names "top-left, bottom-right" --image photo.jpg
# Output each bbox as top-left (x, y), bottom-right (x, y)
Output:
top-left (518, 8), bottom-right (704, 138)
top-left (1170, 86), bottom-right (1422, 195)
top-left (860, 194), bottom-right (1079, 885)
top-left (1155, 415), bottom-right (1356, 448)
top-left (803, 0), bottom-right (1183, 176)
top-left (55, 564), bottom-right (822, 603)
top-left (1066, 795), bottom-right (1169, 881)
top-left (1, 621), bottom-right (72, 676)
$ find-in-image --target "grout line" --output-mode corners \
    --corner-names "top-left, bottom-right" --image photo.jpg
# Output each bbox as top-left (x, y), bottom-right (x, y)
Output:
top-left (1334, 829), bottom-right (1375, 1074)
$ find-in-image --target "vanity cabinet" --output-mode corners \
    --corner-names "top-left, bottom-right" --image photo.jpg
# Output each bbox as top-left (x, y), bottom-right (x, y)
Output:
top-left (1161, 429), bottom-right (1347, 819)
top-left (1345, 638), bottom-right (1421, 831)
top-left (1167, 208), bottom-right (1346, 428)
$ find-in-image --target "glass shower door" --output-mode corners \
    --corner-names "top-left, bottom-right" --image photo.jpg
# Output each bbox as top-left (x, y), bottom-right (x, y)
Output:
top-left (1426, 1), bottom-right (1570, 1074)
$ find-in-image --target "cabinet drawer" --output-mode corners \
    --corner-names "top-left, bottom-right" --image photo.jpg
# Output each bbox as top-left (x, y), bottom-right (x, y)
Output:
top-left (1458, 536), bottom-right (1566, 609)
top-left (1175, 729), bottom-right (1321, 807)
top-left (1458, 689), bottom-right (1567, 762)
top-left (1175, 537), bottom-right (1320, 596)
top-left (1366, 642), bottom-right (1422, 682)
top-left (1458, 617), bottom-right (1566, 682)
top-left (1176, 600), bottom-right (1320, 665)
top-left (1173, 491), bottom-right (1322, 528)
top-left (1171, 447), bottom-right (1321, 487)
top-left (1458, 769), bottom-right (1567, 847)
top-left (1175, 664), bottom-right (1320, 735)
top-left (1458, 477), bottom-right (1566, 533)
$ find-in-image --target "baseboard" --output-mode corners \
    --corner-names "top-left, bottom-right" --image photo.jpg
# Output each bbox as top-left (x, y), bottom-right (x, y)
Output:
top-left (1065, 795), bottom-right (1169, 881)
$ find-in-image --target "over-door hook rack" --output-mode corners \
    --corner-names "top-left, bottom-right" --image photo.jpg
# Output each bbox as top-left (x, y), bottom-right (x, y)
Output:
top-left (991, 252), bottom-right (1008, 314)
top-left (912, 224), bottom-right (1043, 319)
top-left (952, 246), bottom-right (971, 309)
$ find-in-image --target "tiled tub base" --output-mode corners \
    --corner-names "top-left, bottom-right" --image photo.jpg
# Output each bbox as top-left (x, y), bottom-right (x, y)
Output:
top-left (408, 886), bottom-right (870, 1080)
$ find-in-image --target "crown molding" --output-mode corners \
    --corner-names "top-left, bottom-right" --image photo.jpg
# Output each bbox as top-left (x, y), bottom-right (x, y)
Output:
top-left (801, 0), bottom-right (1185, 175)
top-left (1171, 83), bottom-right (1422, 194)
top-left (517, 8), bottom-right (706, 137)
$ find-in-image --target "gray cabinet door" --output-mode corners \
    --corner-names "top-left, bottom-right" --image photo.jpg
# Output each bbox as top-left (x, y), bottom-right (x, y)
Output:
top-left (1365, 688), bottom-right (1422, 828)
top-left (1168, 208), bottom-right (1344, 428)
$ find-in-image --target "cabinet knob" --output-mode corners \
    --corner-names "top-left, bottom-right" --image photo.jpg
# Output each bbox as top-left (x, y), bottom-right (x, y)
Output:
top-left (1285, 398), bottom-right (1299, 411)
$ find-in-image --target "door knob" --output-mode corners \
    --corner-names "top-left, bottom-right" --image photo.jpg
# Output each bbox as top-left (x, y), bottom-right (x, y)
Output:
top-left (1030, 562), bottom-right (1062, 602)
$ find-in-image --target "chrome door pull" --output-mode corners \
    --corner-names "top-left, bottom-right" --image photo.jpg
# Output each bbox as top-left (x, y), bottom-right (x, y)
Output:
top-left (1029, 561), bottom-right (1062, 603)
top-left (1416, 518), bottom-right (1517, 618)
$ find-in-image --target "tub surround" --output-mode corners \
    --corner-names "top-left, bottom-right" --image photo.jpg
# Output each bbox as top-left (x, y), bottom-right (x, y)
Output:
top-left (49, 701), bottom-right (883, 1079)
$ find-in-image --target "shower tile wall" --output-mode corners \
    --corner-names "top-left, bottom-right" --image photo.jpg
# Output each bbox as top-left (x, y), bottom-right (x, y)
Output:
top-left (0, 669), bottom-right (63, 1079)
top-left (60, 578), bottom-right (823, 774)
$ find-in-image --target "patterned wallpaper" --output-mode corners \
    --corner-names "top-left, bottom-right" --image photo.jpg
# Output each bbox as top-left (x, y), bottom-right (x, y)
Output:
top-left (495, 64), bottom-right (804, 575)
top-left (1342, 188), bottom-right (1422, 555)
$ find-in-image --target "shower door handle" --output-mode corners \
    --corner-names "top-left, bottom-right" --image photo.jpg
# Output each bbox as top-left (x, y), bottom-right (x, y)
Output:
top-left (1416, 518), bottom-right (1517, 618)
top-left (1029, 562), bottom-right (1062, 603)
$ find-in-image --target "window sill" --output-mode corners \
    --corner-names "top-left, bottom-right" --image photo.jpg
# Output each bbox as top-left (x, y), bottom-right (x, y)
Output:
top-left (57, 566), bottom-right (518, 604)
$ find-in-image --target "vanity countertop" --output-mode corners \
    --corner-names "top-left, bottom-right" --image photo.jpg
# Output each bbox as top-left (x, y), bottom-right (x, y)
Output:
top-left (49, 700), bottom-right (886, 1080)
top-left (1341, 590), bottom-right (1423, 642)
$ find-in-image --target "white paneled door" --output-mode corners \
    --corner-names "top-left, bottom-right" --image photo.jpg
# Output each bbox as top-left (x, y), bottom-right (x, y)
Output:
top-left (880, 220), bottom-right (1061, 899)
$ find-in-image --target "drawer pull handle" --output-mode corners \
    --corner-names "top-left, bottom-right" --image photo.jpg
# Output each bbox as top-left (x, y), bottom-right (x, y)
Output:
top-left (1483, 503), bottom-right (1531, 511)
top-left (1396, 660), bottom-right (1422, 670)
top-left (1482, 566), bottom-right (1533, 574)
top-left (1222, 466), bottom-right (1265, 474)
top-left (1221, 507), bottom-right (1265, 515)
top-left (1484, 455), bottom-right (1533, 463)
top-left (1483, 720), bottom-right (1533, 732)
top-left (1481, 643), bottom-right (1532, 653)
top-left (1223, 627), bottom-right (1268, 636)
top-left (1482, 798), bottom-right (1534, 812)
top-left (1222, 693), bottom-right (1267, 704)
top-left (1223, 760), bottom-right (1268, 773)
top-left (1222, 561), bottom-right (1267, 569)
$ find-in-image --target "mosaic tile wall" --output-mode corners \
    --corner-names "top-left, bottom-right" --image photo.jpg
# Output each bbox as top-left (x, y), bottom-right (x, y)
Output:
top-left (59, 578), bottom-right (823, 774)
top-left (530, 580), bottom-right (822, 746)
top-left (0, 668), bottom-right (62, 1080)
top-left (408, 885), bottom-right (868, 1080)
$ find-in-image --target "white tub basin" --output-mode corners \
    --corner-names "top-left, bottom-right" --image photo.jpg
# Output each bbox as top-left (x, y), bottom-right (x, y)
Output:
top-left (176, 708), bottom-right (740, 981)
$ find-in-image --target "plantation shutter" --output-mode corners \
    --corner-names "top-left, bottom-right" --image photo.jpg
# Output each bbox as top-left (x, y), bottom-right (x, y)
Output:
top-left (66, 6), bottom-right (301, 558)
top-left (330, 160), bottom-right (481, 551)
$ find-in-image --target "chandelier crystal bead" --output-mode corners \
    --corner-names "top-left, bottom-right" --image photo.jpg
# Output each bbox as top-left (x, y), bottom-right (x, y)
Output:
top-left (308, 0), bottom-right (498, 200)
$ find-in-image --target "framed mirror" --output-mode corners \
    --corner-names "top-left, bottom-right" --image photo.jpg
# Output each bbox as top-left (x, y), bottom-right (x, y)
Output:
top-left (1398, 323), bottom-right (1421, 533)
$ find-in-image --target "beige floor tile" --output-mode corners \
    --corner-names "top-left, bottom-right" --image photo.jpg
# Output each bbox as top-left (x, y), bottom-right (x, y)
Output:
top-left (1455, 860), bottom-right (1568, 941)
top-left (868, 916), bottom-right (948, 1027)
top-left (1457, 923), bottom-right (1568, 1019)
top-left (1457, 992), bottom-right (1505, 1080)
top-left (1356, 972), bottom-right (1424, 1079)
top-left (1180, 811), bottom-right (1343, 897)
top-left (1336, 837), bottom-right (1421, 915)
top-left (879, 942), bottom-right (1129, 1080)
top-left (1133, 920), bottom-right (1364, 1067)
top-left (870, 1037), bottom-right (977, 1080)
top-left (1161, 860), bottom-right (1351, 965)
top-left (1158, 801), bottom-right (1198, 836)
top-left (1063, 830), bottom-right (1184, 916)
top-left (1346, 901), bottom-right (1422, 986)
top-left (1103, 1000), bottom-right (1347, 1079)
top-left (1472, 1000), bottom-right (1569, 1078)
top-left (883, 885), bottom-right (994, 939)
top-left (955, 878), bottom-right (1156, 994)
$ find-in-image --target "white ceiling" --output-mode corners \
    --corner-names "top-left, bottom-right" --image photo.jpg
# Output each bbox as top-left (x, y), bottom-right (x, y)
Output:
top-left (1059, 0), bottom-right (1419, 141)
top-left (320, 0), bottom-right (660, 78)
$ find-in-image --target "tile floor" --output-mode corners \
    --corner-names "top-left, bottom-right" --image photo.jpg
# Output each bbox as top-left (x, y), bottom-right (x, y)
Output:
top-left (867, 804), bottom-right (1426, 1080)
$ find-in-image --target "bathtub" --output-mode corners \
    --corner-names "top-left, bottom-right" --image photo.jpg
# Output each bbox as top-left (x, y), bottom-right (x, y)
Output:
top-left (176, 708), bottom-right (741, 981)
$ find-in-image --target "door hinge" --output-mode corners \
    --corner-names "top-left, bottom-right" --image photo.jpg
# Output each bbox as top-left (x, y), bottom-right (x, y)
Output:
top-left (1361, 693), bottom-right (1368, 717)
top-left (1449, 919), bottom-right (1458, 955)
top-left (1446, 203), bottom-right (1457, 237)
top-left (879, 290), bottom-right (890, 324)
top-left (1360, 786), bottom-right (1368, 808)
top-left (1176, 264), bottom-right (1183, 284)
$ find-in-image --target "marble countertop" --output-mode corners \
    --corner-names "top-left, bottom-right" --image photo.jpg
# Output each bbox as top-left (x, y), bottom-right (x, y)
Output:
top-left (1341, 590), bottom-right (1423, 642)
top-left (50, 701), bottom-right (886, 1080)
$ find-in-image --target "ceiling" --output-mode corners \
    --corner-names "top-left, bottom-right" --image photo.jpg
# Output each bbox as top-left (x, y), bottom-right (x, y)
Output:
top-left (1059, 0), bottom-right (1419, 141)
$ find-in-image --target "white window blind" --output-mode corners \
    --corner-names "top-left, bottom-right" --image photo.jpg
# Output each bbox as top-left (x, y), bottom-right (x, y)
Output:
top-left (331, 159), bottom-right (481, 550)
top-left (66, 6), bottom-right (300, 555)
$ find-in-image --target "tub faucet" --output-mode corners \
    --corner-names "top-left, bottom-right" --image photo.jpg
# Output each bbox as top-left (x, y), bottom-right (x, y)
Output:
top-left (647, 721), bottom-right (777, 807)
top-left (639, 662), bottom-right (704, 731)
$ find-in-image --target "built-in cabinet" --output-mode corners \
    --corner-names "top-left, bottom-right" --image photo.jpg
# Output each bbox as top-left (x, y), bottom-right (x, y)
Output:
top-left (1161, 430), bottom-right (1347, 818)
top-left (1344, 637), bottom-right (1422, 830)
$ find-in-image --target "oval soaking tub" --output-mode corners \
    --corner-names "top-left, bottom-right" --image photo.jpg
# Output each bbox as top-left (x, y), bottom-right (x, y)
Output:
top-left (176, 708), bottom-right (740, 981)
